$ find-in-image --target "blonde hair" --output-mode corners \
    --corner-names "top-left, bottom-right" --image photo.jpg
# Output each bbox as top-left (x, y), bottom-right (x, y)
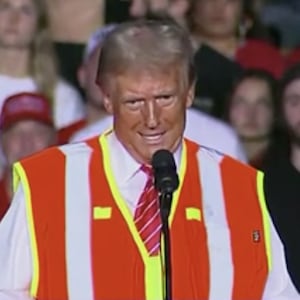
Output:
top-left (29, 0), bottom-right (58, 103)
top-left (97, 19), bottom-right (195, 92)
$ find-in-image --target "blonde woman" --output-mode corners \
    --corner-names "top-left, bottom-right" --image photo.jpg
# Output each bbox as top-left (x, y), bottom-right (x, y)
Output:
top-left (0, 0), bottom-right (85, 129)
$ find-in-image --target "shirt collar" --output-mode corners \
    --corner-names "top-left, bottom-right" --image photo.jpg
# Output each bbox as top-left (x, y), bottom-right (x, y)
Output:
top-left (106, 131), bottom-right (182, 185)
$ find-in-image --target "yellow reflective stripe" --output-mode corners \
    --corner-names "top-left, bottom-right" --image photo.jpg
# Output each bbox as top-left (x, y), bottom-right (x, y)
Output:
top-left (100, 134), bottom-right (188, 299)
top-left (160, 236), bottom-right (166, 300)
top-left (100, 134), bottom-right (149, 257)
top-left (12, 162), bottom-right (20, 193)
top-left (145, 256), bottom-right (164, 300)
top-left (256, 171), bottom-right (272, 271)
top-left (100, 134), bottom-right (163, 299)
top-left (169, 141), bottom-right (187, 225)
top-left (13, 162), bottom-right (39, 297)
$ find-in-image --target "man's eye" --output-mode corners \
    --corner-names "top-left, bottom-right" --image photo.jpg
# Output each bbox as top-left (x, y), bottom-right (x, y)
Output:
top-left (156, 95), bottom-right (174, 105)
top-left (160, 95), bottom-right (172, 100)
top-left (125, 99), bottom-right (144, 109)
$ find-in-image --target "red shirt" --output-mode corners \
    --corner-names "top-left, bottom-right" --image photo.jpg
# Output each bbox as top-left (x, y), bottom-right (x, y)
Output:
top-left (285, 47), bottom-right (300, 69)
top-left (0, 178), bottom-right (10, 221)
top-left (57, 119), bottom-right (86, 144)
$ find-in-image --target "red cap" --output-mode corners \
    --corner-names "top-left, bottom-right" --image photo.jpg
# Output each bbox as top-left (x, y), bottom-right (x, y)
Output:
top-left (0, 92), bottom-right (54, 130)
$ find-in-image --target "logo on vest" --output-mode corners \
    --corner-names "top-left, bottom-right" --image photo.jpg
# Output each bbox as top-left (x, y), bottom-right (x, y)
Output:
top-left (252, 230), bottom-right (261, 243)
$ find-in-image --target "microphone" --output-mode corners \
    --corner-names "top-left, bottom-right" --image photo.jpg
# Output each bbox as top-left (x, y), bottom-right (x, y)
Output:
top-left (152, 149), bottom-right (179, 194)
top-left (151, 149), bottom-right (179, 300)
top-left (152, 149), bottom-right (179, 217)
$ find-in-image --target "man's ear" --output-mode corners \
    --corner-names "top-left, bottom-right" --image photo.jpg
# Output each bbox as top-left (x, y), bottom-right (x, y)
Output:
top-left (77, 65), bottom-right (86, 89)
top-left (102, 89), bottom-right (114, 114)
top-left (186, 81), bottom-right (195, 108)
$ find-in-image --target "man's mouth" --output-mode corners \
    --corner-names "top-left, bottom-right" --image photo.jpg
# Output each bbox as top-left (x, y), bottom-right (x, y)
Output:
top-left (139, 132), bottom-right (165, 144)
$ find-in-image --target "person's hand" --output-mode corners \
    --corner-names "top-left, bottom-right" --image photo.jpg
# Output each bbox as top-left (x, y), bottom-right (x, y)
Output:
top-left (129, 0), bottom-right (190, 26)
top-left (129, 0), bottom-right (147, 18)
top-left (147, 0), bottom-right (169, 13)
top-left (167, 0), bottom-right (190, 26)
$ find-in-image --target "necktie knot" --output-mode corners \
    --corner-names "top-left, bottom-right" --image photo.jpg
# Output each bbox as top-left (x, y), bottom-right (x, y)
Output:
top-left (141, 164), bottom-right (153, 178)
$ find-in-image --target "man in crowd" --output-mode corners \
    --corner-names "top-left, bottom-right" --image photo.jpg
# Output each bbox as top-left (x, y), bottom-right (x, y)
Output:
top-left (61, 25), bottom-right (117, 144)
top-left (264, 63), bottom-right (300, 292)
top-left (0, 92), bottom-right (56, 221)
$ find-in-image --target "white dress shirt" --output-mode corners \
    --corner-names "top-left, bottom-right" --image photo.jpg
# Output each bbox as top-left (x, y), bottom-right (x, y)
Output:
top-left (70, 115), bottom-right (113, 144)
top-left (0, 132), bottom-right (299, 299)
top-left (185, 108), bottom-right (247, 162)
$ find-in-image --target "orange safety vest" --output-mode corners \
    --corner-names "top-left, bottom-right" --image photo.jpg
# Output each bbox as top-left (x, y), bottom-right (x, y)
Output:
top-left (13, 133), bottom-right (271, 300)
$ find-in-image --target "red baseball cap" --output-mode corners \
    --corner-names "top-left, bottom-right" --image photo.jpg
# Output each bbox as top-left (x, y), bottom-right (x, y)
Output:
top-left (0, 92), bottom-right (54, 130)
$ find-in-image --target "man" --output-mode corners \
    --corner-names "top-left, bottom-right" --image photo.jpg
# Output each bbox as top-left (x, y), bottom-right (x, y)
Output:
top-left (58, 25), bottom-right (116, 144)
top-left (69, 23), bottom-right (246, 163)
top-left (0, 92), bottom-right (56, 221)
top-left (264, 63), bottom-right (300, 292)
top-left (0, 19), bottom-right (298, 299)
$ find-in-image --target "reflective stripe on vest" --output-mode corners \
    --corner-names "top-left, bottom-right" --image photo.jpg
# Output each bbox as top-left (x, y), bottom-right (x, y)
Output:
top-left (198, 148), bottom-right (234, 300)
top-left (198, 148), bottom-right (272, 299)
top-left (257, 171), bottom-right (272, 271)
top-left (13, 162), bottom-right (39, 297)
top-left (60, 144), bottom-right (94, 300)
top-left (13, 134), bottom-right (271, 299)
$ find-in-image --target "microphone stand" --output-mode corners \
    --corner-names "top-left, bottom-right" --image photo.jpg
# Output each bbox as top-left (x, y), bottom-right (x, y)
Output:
top-left (160, 192), bottom-right (173, 300)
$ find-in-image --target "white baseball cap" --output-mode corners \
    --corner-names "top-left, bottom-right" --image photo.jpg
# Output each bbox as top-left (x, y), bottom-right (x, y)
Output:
top-left (83, 24), bottom-right (118, 62)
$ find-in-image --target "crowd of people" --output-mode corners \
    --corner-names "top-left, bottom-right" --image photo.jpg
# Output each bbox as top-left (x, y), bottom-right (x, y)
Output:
top-left (0, 0), bottom-right (300, 299)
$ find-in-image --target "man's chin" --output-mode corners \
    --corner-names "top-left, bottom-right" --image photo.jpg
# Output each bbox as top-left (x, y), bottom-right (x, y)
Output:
top-left (140, 144), bottom-right (171, 164)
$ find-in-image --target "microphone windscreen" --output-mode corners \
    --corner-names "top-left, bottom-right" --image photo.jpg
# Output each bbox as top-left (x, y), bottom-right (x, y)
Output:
top-left (151, 149), bottom-right (179, 193)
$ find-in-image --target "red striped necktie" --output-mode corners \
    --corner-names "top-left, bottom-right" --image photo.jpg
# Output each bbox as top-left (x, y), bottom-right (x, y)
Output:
top-left (134, 164), bottom-right (162, 256)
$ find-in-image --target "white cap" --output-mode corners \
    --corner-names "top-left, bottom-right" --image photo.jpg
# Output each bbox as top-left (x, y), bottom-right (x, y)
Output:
top-left (83, 24), bottom-right (117, 62)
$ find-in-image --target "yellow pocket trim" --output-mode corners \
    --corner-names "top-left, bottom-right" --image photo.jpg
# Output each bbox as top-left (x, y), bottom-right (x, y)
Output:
top-left (186, 208), bottom-right (201, 221)
top-left (93, 206), bottom-right (112, 220)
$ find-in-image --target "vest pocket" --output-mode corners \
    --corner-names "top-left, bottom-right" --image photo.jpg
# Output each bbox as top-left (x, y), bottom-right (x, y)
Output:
top-left (93, 206), bottom-right (112, 220)
top-left (185, 207), bottom-right (201, 221)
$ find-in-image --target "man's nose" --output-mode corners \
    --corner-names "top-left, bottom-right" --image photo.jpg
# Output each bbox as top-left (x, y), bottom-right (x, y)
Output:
top-left (9, 9), bottom-right (22, 25)
top-left (143, 100), bottom-right (160, 129)
top-left (20, 134), bottom-right (36, 154)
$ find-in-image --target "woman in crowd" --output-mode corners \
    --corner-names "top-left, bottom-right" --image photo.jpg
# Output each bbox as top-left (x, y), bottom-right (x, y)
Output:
top-left (187, 0), bottom-right (285, 78)
top-left (0, 0), bottom-right (84, 129)
top-left (226, 69), bottom-right (280, 169)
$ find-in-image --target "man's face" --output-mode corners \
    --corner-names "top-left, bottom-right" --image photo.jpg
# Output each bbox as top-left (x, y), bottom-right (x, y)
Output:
top-left (282, 79), bottom-right (300, 144)
top-left (102, 69), bottom-right (194, 164)
top-left (1, 119), bottom-right (56, 166)
top-left (229, 78), bottom-right (274, 141)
